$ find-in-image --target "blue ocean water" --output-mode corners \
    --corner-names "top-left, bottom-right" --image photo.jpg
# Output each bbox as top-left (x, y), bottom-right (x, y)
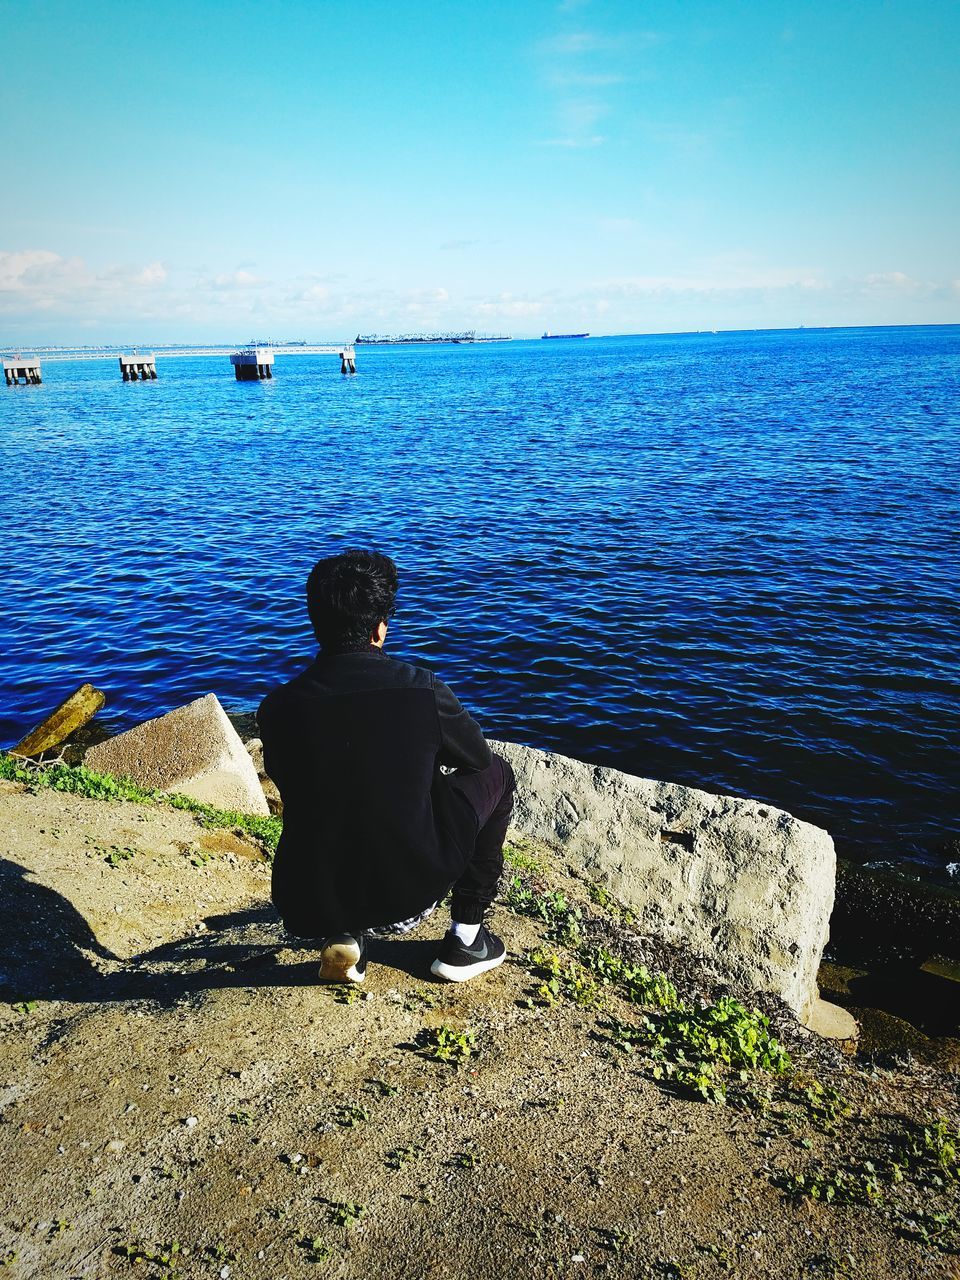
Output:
top-left (1, 328), bottom-right (957, 870)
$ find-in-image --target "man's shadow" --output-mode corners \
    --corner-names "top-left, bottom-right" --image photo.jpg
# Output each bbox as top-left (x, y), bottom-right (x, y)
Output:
top-left (1, 860), bottom-right (440, 1008)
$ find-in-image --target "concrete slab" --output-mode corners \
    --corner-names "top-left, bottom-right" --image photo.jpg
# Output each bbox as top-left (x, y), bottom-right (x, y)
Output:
top-left (491, 739), bottom-right (836, 1020)
top-left (85, 694), bottom-right (269, 815)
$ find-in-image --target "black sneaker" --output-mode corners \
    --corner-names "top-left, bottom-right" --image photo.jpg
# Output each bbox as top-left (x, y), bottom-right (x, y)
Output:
top-left (430, 925), bottom-right (506, 983)
top-left (319, 933), bottom-right (367, 984)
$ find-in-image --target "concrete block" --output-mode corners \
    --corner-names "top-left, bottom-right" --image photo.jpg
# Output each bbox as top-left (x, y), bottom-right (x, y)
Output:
top-left (85, 694), bottom-right (269, 815)
top-left (490, 740), bottom-right (835, 1020)
top-left (12, 683), bottom-right (106, 758)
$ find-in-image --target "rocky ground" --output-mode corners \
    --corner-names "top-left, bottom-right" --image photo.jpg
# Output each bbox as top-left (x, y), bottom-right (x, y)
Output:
top-left (1, 774), bottom-right (959, 1280)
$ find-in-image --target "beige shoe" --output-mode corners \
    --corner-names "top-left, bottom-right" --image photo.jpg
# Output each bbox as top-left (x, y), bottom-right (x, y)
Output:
top-left (319, 933), bottom-right (367, 984)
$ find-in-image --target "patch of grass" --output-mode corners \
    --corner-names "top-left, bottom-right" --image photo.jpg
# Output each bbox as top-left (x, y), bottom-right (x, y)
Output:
top-left (504, 838), bottom-right (547, 875)
top-left (203, 1242), bottom-right (237, 1266)
top-left (101, 844), bottom-right (136, 868)
top-left (418, 1024), bottom-right (477, 1065)
top-left (11, 1000), bottom-right (38, 1016)
top-left (0, 1251), bottom-right (17, 1268)
top-left (504, 876), bottom-right (582, 945)
top-left (526, 949), bottom-right (605, 1010)
top-left (780, 1163), bottom-right (884, 1206)
top-left (332, 1104), bottom-right (370, 1128)
top-left (301, 1235), bottom-right (334, 1262)
top-left (0, 751), bottom-right (281, 855)
top-left (603, 996), bottom-right (790, 1106)
top-left (889, 1116), bottom-right (959, 1187)
top-left (645, 997), bottom-right (792, 1074)
top-left (788, 1078), bottom-right (851, 1132)
top-left (327, 1200), bottom-right (365, 1228)
top-left (896, 1208), bottom-right (959, 1251)
top-left (451, 1148), bottom-right (482, 1168)
top-left (116, 1239), bottom-right (185, 1275)
top-left (332, 983), bottom-right (369, 1006)
top-left (586, 880), bottom-right (636, 925)
top-left (403, 988), bottom-right (441, 1011)
top-left (579, 944), bottom-right (680, 1010)
top-left (386, 1144), bottom-right (424, 1170)
top-left (228, 1110), bottom-right (253, 1127)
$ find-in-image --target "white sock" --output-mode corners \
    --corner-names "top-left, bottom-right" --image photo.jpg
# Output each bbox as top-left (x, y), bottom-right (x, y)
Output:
top-left (451, 921), bottom-right (481, 946)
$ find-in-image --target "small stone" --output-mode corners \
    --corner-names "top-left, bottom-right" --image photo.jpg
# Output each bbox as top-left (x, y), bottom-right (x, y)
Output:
top-left (184, 1116), bottom-right (198, 1128)
top-left (572, 1256), bottom-right (586, 1265)
top-left (106, 1139), bottom-right (124, 1153)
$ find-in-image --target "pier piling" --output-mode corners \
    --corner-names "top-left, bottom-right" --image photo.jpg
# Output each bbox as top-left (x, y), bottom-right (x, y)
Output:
top-left (3, 356), bottom-right (42, 386)
top-left (230, 347), bottom-right (275, 381)
top-left (119, 353), bottom-right (158, 381)
top-left (340, 346), bottom-right (356, 374)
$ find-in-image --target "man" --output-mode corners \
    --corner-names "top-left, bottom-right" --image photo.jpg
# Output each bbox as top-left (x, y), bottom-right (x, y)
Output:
top-left (258, 549), bottom-right (515, 985)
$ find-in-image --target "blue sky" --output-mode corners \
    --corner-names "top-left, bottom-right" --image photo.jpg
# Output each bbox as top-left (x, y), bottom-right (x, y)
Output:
top-left (2, 0), bottom-right (958, 341)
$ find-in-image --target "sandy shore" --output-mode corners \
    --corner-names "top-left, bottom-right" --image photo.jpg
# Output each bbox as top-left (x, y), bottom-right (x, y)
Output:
top-left (1, 776), bottom-right (958, 1278)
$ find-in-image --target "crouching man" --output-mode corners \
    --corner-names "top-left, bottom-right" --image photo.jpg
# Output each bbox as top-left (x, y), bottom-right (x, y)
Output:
top-left (258, 549), bottom-right (515, 984)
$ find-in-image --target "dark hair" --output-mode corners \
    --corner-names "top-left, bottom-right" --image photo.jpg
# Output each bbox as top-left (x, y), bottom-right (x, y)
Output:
top-left (306, 550), bottom-right (399, 653)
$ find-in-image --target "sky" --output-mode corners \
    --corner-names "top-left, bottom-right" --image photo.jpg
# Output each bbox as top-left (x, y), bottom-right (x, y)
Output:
top-left (1, 0), bottom-right (958, 342)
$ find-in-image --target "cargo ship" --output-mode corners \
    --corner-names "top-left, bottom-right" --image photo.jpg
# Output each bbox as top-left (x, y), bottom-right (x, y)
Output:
top-left (541, 331), bottom-right (589, 339)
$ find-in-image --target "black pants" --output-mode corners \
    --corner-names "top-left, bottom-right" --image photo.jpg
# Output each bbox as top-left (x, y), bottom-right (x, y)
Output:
top-left (446, 752), bottom-right (515, 925)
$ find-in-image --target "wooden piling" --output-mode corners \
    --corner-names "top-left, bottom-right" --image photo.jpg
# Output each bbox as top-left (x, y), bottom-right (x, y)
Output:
top-left (339, 346), bottom-right (357, 374)
top-left (11, 682), bottom-right (107, 758)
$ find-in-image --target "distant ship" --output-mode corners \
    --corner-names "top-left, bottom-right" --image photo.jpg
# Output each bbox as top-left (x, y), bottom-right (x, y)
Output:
top-left (541, 331), bottom-right (589, 339)
top-left (355, 331), bottom-right (512, 345)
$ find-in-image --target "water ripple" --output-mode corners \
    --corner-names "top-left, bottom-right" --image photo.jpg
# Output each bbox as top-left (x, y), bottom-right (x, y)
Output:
top-left (1, 327), bottom-right (958, 869)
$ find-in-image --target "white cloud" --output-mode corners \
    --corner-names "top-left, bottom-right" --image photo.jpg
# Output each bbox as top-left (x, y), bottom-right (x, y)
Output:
top-left (135, 262), bottom-right (167, 285)
top-left (209, 269), bottom-right (266, 290)
top-left (541, 134), bottom-right (606, 148)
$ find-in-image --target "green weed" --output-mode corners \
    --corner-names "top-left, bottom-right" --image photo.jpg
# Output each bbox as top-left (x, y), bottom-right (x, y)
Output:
top-left (332, 1104), bottom-right (370, 1128)
top-left (0, 751), bottom-right (281, 855)
top-left (579, 944), bottom-right (680, 1010)
top-left (116, 1239), bottom-right (185, 1273)
top-left (527, 949), bottom-right (605, 1010)
top-left (452, 1149), bottom-right (482, 1168)
top-left (11, 1000), bottom-right (37, 1016)
top-left (645, 997), bottom-right (792, 1074)
top-left (504, 839), bottom-right (547, 875)
top-left (102, 845), bottom-right (136, 868)
top-left (419, 1024), bottom-right (477, 1064)
top-left (302, 1235), bottom-right (334, 1262)
top-left (505, 877), bottom-right (582, 945)
top-left (327, 1200), bottom-right (365, 1228)
top-left (386, 1144), bottom-right (424, 1170)
top-left (781, 1164), bottom-right (884, 1206)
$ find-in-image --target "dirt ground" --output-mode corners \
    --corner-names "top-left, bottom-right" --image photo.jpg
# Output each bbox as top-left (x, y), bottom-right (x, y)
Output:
top-left (1, 779), bottom-right (958, 1280)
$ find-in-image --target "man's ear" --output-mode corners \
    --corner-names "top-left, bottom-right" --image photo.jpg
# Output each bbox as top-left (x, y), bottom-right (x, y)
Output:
top-left (371, 620), bottom-right (388, 647)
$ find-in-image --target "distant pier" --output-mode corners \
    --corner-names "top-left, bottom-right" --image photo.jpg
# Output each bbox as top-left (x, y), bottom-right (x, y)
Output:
top-left (3, 355), bottom-right (42, 386)
top-left (119, 353), bottom-right (157, 381)
top-left (230, 347), bottom-right (274, 381)
top-left (1, 342), bottom-right (356, 385)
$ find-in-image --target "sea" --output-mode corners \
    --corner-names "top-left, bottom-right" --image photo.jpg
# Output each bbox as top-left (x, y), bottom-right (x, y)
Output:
top-left (1, 327), bottom-right (957, 877)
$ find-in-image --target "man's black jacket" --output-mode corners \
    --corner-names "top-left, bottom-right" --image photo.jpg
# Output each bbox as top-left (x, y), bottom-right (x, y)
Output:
top-left (257, 647), bottom-right (492, 936)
